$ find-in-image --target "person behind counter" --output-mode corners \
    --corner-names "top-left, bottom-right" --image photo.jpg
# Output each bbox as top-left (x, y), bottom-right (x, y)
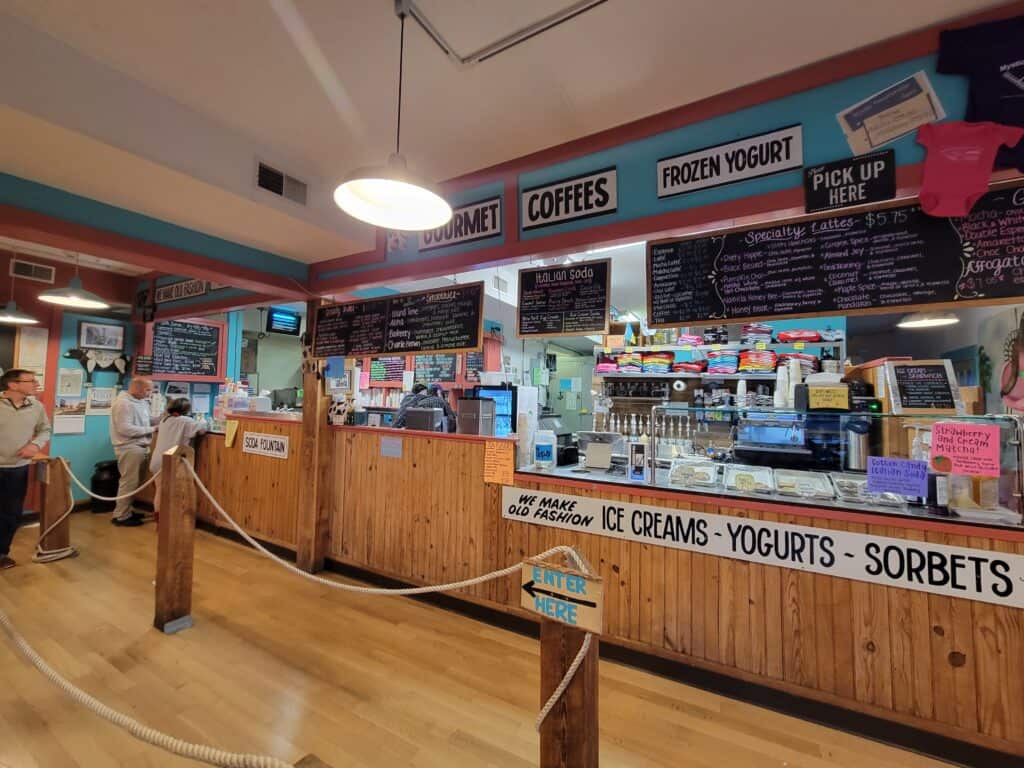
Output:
top-left (393, 382), bottom-right (427, 428)
top-left (150, 397), bottom-right (207, 523)
top-left (412, 382), bottom-right (457, 433)
top-left (109, 377), bottom-right (160, 527)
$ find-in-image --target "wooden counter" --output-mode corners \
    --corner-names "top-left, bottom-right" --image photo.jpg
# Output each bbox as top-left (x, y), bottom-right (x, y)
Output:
top-left (323, 426), bottom-right (1024, 756)
top-left (194, 415), bottom-right (303, 549)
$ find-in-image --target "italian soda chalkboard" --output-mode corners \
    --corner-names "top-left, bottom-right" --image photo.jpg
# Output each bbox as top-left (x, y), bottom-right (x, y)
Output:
top-left (517, 258), bottom-right (610, 336)
top-left (313, 283), bottom-right (483, 358)
top-left (151, 319), bottom-right (223, 379)
top-left (648, 183), bottom-right (1024, 326)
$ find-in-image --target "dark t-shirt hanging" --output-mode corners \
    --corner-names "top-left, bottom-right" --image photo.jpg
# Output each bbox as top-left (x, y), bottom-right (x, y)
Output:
top-left (937, 15), bottom-right (1024, 170)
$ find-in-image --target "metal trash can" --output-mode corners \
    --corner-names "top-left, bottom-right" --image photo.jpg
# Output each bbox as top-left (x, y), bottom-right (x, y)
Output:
top-left (90, 460), bottom-right (120, 513)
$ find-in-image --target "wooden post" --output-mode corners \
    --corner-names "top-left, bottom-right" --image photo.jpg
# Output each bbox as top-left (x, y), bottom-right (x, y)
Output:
top-left (539, 621), bottom-right (599, 768)
top-left (296, 298), bottom-right (330, 573)
top-left (36, 458), bottom-right (74, 559)
top-left (154, 445), bottom-right (196, 634)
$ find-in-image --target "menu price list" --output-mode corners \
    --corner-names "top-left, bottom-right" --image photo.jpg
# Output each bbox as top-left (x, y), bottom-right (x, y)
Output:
top-left (893, 364), bottom-right (956, 410)
top-left (414, 354), bottom-right (457, 383)
top-left (369, 356), bottom-right (406, 383)
top-left (518, 260), bottom-right (609, 336)
top-left (313, 283), bottom-right (483, 358)
top-left (465, 351), bottom-right (484, 382)
top-left (648, 185), bottom-right (1024, 325)
top-left (152, 320), bottom-right (221, 377)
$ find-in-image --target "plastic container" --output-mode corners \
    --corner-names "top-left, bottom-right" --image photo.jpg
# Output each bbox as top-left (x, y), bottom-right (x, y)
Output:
top-left (534, 429), bottom-right (556, 470)
top-left (90, 460), bottom-right (120, 513)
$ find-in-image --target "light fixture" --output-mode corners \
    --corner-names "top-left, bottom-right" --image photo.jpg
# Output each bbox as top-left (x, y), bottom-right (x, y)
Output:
top-left (333, 3), bottom-right (452, 231)
top-left (38, 254), bottom-right (109, 310)
top-left (0, 270), bottom-right (39, 324)
top-left (897, 311), bottom-right (959, 329)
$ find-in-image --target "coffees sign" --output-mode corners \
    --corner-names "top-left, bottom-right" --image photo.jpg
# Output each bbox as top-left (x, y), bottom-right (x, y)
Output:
top-left (521, 168), bottom-right (617, 230)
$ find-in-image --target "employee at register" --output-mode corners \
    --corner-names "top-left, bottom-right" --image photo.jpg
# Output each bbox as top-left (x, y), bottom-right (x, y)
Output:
top-left (415, 383), bottom-right (457, 432)
top-left (393, 383), bottom-right (427, 428)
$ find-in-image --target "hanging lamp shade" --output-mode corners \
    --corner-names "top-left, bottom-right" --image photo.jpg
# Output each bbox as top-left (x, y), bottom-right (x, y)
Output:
top-left (38, 276), bottom-right (109, 310)
top-left (0, 299), bottom-right (39, 324)
top-left (335, 154), bottom-right (452, 231)
top-left (334, 9), bottom-right (452, 232)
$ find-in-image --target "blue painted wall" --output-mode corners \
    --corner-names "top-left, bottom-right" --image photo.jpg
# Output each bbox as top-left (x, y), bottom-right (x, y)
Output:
top-left (0, 172), bottom-right (308, 281)
top-left (51, 313), bottom-right (134, 500)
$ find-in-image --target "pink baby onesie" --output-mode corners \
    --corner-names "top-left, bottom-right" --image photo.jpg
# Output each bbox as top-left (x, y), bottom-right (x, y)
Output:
top-left (917, 121), bottom-right (1024, 216)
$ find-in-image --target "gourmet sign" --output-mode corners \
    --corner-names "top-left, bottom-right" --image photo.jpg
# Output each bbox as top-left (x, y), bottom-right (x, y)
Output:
top-left (420, 197), bottom-right (501, 251)
top-left (657, 125), bottom-right (803, 198)
top-left (521, 168), bottom-right (617, 230)
top-left (501, 486), bottom-right (1024, 609)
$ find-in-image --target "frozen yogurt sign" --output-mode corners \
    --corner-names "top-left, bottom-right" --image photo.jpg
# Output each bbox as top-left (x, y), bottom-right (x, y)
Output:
top-left (657, 125), bottom-right (803, 198)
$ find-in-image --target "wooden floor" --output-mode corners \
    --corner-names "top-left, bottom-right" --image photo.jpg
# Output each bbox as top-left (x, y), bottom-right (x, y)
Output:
top-left (0, 514), bottom-right (952, 768)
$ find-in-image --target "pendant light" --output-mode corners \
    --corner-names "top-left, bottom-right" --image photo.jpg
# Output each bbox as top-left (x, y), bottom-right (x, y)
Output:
top-left (333, 4), bottom-right (452, 231)
top-left (38, 253), bottom-right (109, 310)
top-left (0, 272), bottom-right (38, 324)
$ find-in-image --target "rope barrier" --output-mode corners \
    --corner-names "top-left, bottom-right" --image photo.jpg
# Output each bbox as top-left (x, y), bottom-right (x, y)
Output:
top-left (186, 459), bottom-right (596, 730)
top-left (60, 457), bottom-right (160, 502)
top-left (32, 465), bottom-right (77, 563)
top-left (0, 607), bottom-right (293, 767)
top-left (32, 456), bottom-right (596, 748)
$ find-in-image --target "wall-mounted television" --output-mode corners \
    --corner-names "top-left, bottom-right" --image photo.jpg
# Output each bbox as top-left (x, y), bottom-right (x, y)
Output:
top-left (266, 307), bottom-right (302, 336)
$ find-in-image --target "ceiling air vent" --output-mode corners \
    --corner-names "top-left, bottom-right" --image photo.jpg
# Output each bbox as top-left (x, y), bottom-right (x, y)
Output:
top-left (257, 162), bottom-right (307, 205)
top-left (10, 258), bottom-right (56, 284)
top-left (493, 274), bottom-right (509, 293)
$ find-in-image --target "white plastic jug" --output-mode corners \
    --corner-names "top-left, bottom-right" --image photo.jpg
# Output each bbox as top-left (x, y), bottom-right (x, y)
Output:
top-left (534, 429), bottom-right (556, 470)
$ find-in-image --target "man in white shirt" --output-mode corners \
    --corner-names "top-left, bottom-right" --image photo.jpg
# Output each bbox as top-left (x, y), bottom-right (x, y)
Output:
top-left (109, 377), bottom-right (159, 526)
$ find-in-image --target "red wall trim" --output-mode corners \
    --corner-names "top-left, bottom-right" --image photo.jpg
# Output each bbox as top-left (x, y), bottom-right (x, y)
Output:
top-left (0, 205), bottom-right (308, 301)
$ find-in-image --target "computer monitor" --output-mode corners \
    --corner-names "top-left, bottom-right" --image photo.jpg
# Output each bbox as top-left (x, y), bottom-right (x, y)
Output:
top-left (473, 385), bottom-right (516, 437)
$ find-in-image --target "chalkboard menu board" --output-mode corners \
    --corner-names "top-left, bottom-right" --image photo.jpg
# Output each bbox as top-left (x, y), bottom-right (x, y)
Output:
top-left (369, 356), bottom-right (405, 383)
top-left (312, 283), bottom-right (483, 358)
top-left (517, 259), bottom-right (610, 336)
top-left (884, 360), bottom-right (961, 415)
top-left (648, 184), bottom-right (1024, 325)
top-left (152, 319), bottom-right (222, 378)
top-left (464, 351), bottom-right (484, 383)
top-left (414, 354), bottom-right (457, 383)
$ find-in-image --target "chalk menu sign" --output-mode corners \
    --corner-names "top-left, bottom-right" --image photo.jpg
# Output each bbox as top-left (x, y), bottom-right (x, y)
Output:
top-left (414, 354), bottom-right (457, 383)
top-left (464, 351), bottom-right (484, 383)
top-left (884, 359), bottom-right (963, 415)
top-left (369, 356), bottom-right (405, 383)
top-left (648, 184), bottom-right (1024, 326)
top-left (151, 320), bottom-right (222, 378)
top-left (517, 258), bottom-right (610, 337)
top-left (312, 282), bottom-right (483, 358)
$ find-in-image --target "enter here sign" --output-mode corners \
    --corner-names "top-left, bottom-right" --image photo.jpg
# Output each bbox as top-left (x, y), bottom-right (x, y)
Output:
top-left (520, 559), bottom-right (603, 634)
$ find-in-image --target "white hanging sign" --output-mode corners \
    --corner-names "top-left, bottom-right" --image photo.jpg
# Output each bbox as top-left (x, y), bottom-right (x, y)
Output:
top-left (420, 197), bottom-right (502, 251)
top-left (657, 125), bottom-right (803, 198)
top-left (521, 168), bottom-right (617, 231)
top-left (501, 486), bottom-right (1023, 609)
top-left (241, 431), bottom-right (290, 459)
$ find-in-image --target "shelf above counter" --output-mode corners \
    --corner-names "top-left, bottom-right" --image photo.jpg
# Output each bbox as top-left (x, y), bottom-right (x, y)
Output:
top-left (599, 371), bottom-right (778, 381)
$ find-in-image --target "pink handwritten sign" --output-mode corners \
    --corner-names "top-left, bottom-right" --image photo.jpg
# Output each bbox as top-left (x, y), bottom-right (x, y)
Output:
top-left (930, 422), bottom-right (1001, 478)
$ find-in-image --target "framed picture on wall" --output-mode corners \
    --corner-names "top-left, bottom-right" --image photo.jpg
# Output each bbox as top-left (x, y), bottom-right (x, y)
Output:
top-left (79, 321), bottom-right (124, 351)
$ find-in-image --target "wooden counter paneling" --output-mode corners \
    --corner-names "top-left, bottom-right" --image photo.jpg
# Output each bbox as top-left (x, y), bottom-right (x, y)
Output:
top-left (325, 428), bottom-right (1024, 755)
top-left (194, 418), bottom-right (302, 549)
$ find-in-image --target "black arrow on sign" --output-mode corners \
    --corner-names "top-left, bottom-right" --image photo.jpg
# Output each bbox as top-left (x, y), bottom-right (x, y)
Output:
top-left (521, 580), bottom-right (597, 608)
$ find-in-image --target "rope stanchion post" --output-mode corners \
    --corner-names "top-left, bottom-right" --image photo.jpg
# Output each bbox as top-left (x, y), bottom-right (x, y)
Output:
top-left (540, 621), bottom-right (599, 768)
top-left (154, 445), bottom-right (197, 634)
top-left (35, 457), bottom-right (75, 561)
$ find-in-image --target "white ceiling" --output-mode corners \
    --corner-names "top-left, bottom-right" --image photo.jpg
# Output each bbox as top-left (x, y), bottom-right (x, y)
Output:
top-left (0, 0), bottom-right (1005, 269)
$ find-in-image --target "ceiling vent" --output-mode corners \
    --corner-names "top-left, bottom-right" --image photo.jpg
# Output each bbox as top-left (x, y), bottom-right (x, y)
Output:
top-left (9, 258), bottom-right (56, 284)
top-left (493, 274), bottom-right (509, 293)
top-left (257, 162), bottom-right (307, 205)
